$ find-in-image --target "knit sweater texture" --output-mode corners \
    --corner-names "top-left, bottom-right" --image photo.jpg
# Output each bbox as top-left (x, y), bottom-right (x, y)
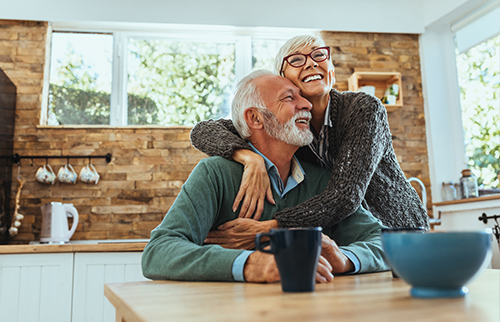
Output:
top-left (141, 156), bottom-right (389, 281)
top-left (190, 89), bottom-right (429, 230)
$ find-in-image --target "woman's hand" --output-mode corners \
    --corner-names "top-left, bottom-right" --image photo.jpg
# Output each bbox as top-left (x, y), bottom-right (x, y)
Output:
top-left (232, 149), bottom-right (275, 220)
top-left (205, 218), bottom-right (279, 250)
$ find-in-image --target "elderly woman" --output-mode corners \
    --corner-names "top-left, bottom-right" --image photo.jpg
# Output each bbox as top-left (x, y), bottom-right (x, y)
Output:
top-left (190, 35), bottom-right (428, 246)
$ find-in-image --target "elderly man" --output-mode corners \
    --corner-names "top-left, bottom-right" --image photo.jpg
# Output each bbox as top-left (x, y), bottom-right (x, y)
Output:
top-left (141, 70), bottom-right (388, 283)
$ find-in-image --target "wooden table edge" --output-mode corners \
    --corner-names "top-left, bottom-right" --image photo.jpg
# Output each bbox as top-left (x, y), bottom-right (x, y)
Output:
top-left (105, 284), bottom-right (145, 322)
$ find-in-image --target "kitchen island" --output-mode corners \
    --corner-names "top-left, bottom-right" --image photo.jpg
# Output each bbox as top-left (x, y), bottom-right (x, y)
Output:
top-left (105, 269), bottom-right (500, 322)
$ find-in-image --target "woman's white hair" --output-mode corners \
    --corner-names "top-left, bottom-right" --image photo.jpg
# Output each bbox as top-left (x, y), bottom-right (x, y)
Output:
top-left (274, 34), bottom-right (333, 76)
top-left (232, 69), bottom-right (275, 139)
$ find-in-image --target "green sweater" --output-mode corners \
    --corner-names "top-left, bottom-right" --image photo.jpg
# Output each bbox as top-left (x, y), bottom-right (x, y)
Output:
top-left (142, 156), bottom-right (389, 281)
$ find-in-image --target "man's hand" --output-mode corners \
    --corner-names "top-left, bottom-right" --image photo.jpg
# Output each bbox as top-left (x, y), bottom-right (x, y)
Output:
top-left (243, 251), bottom-right (280, 283)
top-left (205, 218), bottom-right (279, 250)
top-left (244, 253), bottom-right (334, 284)
top-left (321, 234), bottom-right (354, 274)
top-left (316, 255), bottom-right (334, 283)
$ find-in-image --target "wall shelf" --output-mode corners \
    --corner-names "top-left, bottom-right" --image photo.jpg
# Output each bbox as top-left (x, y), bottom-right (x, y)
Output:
top-left (348, 71), bottom-right (403, 112)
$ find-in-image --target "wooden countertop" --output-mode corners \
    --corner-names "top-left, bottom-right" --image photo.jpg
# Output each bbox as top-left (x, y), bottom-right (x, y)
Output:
top-left (105, 269), bottom-right (500, 322)
top-left (433, 194), bottom-right (500, 207)
top-left (0, 242), bottom-right (147, 254)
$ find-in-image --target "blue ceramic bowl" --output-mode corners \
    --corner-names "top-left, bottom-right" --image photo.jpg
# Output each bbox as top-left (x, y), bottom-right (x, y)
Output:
top-left (382, 230), bottom-right (492, 298)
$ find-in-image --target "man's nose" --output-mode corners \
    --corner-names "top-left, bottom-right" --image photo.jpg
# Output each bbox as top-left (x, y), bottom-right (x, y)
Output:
top-left (297, 96), bottom-right (312, 111)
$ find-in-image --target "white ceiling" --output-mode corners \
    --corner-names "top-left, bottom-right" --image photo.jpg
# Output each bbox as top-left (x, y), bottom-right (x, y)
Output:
top-left (0, 0), bottom-right (490, 33)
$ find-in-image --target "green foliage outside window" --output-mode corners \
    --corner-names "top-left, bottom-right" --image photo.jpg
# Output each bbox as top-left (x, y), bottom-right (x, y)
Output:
top-left (456, 35), bottom-right (500, 188)
top-left (48, 45), bottom-right (112, 125)
top-left (49, 84), bottom-right (110, 125)
top-left (49, 84), bottom-right (159, 125)
top-left (127, 39), bottom-right (235, 126)
top-left (49, 36), bottom-right (235, 126)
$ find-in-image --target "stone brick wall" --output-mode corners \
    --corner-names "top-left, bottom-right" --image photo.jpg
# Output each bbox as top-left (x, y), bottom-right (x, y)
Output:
top-left (0, 20), bottom-right (431, 244)
top-left (11, 127), bottom-right (205, 244)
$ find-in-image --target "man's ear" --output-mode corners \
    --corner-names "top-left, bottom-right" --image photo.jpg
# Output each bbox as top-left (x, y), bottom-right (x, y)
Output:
top-left (244, 108), bottom-right (264, 130)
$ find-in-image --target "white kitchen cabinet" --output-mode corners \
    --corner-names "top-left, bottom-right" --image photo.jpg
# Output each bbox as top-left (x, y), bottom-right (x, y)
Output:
top-left (72, 252), bottom-right (148, 322)
top-left (0, 249), bottom-right (147, 322)
top-left (0, 253), bottom-right (74, 322)
top-left (433, 196), bottom-right (500, 269)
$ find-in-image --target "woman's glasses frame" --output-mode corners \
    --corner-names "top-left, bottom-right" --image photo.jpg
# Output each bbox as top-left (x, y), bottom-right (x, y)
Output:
top-left (280, 47), bottom-right (331, 76)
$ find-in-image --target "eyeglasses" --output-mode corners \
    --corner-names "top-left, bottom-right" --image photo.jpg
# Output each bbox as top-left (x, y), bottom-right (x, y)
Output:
top-left (280, 47), bottom-right (330, 75)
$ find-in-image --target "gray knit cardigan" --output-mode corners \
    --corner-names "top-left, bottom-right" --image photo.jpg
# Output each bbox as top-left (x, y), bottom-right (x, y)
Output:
top-left (190, 89), bottom-right (429, 230)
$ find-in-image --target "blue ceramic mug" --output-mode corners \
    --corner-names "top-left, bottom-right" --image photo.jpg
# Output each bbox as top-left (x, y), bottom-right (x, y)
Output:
top-left (255, 227), bottom-right (322, 292)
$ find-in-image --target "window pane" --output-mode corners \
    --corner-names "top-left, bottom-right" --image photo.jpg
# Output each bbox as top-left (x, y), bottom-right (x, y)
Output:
top-left (48, 32), bottom-right (113, 125)
top-left (252, 39), bottom-right (287, 72)
top-left (455, 35), bottom-right (500, 189)
top-left (127, 38), bottom-right (235, 126)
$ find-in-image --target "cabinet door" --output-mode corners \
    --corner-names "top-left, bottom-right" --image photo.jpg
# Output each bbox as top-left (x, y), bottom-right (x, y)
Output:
top-left (434, 203), bottom-right (500, 269)
top-left (0, 253), bottom-right (74, 322)
top-left (72, 252), bottom-right (148, 322)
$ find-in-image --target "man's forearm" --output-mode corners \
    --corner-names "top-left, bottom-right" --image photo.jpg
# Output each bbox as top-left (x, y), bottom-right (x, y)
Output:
top-left (205, 219), bottom-right (280, 250)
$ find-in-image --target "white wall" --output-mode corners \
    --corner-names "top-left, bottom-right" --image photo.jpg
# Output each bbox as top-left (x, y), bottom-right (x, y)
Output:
top-left (0, 0), bottom-right (425, 33)
top-left (422, 0), bottom-right (470, 26)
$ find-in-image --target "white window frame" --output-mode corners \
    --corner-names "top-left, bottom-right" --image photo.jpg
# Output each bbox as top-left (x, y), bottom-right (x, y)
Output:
top-left (42, 22), bottom-right (314, 127)
top-left (421, 0), bottom-right (500, 203)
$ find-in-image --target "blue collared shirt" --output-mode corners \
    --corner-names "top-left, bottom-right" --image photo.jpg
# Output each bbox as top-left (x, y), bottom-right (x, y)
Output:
top-left (231, 142), bottom-right (360, 281)
top-left (248, 142), bottom-right (305, 198)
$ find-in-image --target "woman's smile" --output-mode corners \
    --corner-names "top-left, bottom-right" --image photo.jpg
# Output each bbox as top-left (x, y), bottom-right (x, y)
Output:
top-left (302, 74), bottom-right (324, 83)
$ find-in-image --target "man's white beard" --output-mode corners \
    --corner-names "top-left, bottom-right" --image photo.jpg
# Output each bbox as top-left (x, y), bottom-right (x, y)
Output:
top-left (261, 110), bottom-right (314, 147)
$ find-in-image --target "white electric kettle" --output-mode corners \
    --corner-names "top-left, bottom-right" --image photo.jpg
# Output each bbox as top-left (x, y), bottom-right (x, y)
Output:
top-left (40, 202), bottom-right (79, 243)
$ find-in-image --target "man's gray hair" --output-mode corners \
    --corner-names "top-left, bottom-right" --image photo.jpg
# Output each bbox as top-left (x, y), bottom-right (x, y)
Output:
top-left (274, 34), bottom-right (333, 76)
top-left (232, 69), bottom-right (274, 139)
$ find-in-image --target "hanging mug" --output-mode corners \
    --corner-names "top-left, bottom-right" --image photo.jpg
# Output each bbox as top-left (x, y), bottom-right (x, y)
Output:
top-left (58, 164), bottom-right (78, 184)
top-left (79, 164), bottom-right (100, 184)
top-left (36, 164), bottom-right (56, 185)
